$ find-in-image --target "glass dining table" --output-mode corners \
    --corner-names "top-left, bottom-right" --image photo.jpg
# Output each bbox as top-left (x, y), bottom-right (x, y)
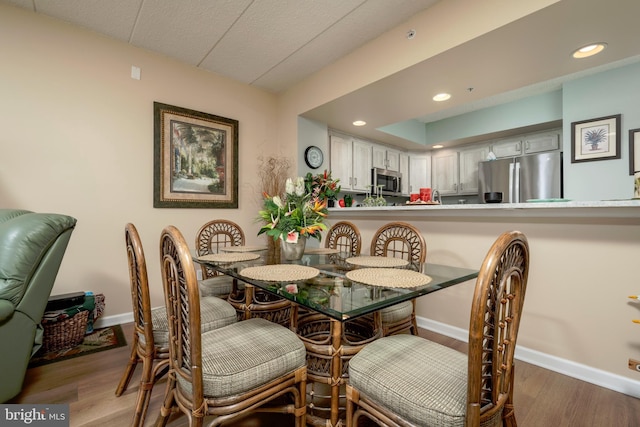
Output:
top-left (195, 249), bottom-right (478, 427)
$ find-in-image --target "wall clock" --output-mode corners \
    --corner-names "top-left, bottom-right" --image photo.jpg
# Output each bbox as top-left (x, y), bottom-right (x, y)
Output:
top-left (304, 145), bottom-right (324, 169)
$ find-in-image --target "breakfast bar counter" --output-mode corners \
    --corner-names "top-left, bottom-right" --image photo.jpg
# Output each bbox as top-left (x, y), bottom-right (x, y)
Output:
top-left (320, 197), bottom-right (640, 398)
top-left (329, 199), bottom-right (640, 221)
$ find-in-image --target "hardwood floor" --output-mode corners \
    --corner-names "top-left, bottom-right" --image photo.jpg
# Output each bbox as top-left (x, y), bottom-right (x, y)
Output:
top-left (10, 322), bottom-right (640, 426)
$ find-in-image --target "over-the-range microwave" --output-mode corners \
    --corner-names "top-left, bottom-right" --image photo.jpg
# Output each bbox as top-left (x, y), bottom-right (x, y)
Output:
top-left (371, 168), bottom-right (402, 196)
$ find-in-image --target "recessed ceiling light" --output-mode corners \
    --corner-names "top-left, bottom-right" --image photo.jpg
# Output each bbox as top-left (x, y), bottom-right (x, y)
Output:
top-left (353, 120), bottom-right (366, 126)
top-left (432, 93), bottom-right (451, 102)
top-left (432, 144), bottom-right (444, 149)
top-left (572, 42), bottom-right (607, 59)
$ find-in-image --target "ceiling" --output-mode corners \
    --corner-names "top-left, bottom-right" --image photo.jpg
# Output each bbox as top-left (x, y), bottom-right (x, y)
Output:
top-left (302, 0), bottom-right (640, 149)
top-left (1, 0), bottom-right (438, 94)
top-left (4, 0), bottom-right (640, 150)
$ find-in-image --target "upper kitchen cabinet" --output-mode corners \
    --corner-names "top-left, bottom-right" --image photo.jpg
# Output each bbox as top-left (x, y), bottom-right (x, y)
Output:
top-left (491, 130), bottom-right (561, 158)
top-left (458, 145), bottom-right (489, 195)
top-left (372, 144), bottom-right (401, 171)
top-left (491, 139), bottom-right (522, 158)
top-left (523, 132), bottom-right (560, 154)
top-left (432, 145), bottom-right (489, 195)
top-left (330, 133), bottom-right (372, 192)
top-left (400, 153), bottom-right (410, 195)
top-left (408, 154), bottom-right (431, 194)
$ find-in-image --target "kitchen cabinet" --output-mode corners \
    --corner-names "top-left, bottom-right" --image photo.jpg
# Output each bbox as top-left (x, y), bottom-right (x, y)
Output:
top-left (523, 132), bottom-right (560, 154)
top-left (372, 145), bottom-right (401, 171)
top-left (431, 150), bottom-right (458, 195)
top-left (400, 153), bottom-right (410, 195)
top-left (491, 139), bottom-right (522, 158)
top-left (458, 145), bottom-right (490, 195)
top-left (330, 134), bottom-right (371, 192)
top-left (491, 131), bottom-right (560, 158)
top-left (432, 145), bottom-right (488, 195)
top-left (408, 154), bottom-right (431, 194)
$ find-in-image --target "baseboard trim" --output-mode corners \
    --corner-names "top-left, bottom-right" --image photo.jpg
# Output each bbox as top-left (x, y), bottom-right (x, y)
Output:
top-left (93, 312), bottom-right (133, 330)
top-left (417, 316), bottom-right (640, 399)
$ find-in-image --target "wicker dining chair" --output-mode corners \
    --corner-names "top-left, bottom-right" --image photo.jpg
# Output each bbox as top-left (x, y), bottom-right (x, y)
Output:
top-left (196, 219), bottom-right (293, 325)
top-left (325, 221), bottom-right (362, 257)
top-left (115, 223), bottom-right (237, 427)
top-left (370, 222), bottom-right (426, 336)
top-left (346, 230), bottom-right (530, 427)
top-left (195, 219), bottom-right (245, 299)
top-left (156, 225), bottom-right (308, 427)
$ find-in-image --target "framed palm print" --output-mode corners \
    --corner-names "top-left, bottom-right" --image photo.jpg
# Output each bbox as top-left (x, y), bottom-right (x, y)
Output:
top-left (571, 114), bottom-right (621, 163)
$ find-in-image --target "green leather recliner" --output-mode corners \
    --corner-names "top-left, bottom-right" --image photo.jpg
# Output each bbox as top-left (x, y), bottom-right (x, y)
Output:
top-left (0, 209), bottom-right (77, 403)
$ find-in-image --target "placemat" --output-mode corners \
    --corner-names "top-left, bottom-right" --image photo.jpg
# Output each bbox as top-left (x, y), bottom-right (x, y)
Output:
top-left (346, 268), bottom-right (432, 288)
top-left (304, 247), bottom-right (339, 255)
top-left (345, 256), bottom-right (409, 268)
top-left (219, 245), bottom-right (268, 252)
top-left (239, 264), bottom-right (320, 282)
top-left (198, 253), bottom-right (260, 263)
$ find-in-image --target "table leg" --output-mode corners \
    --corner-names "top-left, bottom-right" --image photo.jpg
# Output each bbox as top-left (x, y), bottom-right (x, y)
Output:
top-left (329, 318), bottom-right (342, 427)
top-left (298, 312), bottom-right (381, 427)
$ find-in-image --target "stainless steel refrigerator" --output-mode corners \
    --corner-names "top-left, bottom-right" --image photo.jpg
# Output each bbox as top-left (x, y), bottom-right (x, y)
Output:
top-left (478, 151), bottom-right (562, 203)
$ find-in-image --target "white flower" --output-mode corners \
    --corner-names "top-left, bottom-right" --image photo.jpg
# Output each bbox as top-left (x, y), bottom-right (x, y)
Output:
top-left (294, 177), bottom-right (305, 196)
top-left (272, 195), bottom-right (284, 208)
top-left (285, 178), bottom-right (294, 195)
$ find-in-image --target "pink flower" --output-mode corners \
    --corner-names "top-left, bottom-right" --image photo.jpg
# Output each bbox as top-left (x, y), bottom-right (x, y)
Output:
top-left (285, 231), bottom-right (299, 243)
top-left (285, 284), bottom-right (298, 294)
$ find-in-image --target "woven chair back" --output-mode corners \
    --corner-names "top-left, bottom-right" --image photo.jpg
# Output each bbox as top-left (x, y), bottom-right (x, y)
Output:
top-left (196, 219), bottom-right (245, 279)
top-left (370, 222), bottom-right (426, 269)
top-left (124, 223), bottom-right (156, 355)
top-left (325, 221), bottom-right (362, 256)
top-left (160, 225), bottom-right (206, 407)
top-left (467, 230), bottom-right (529, 424)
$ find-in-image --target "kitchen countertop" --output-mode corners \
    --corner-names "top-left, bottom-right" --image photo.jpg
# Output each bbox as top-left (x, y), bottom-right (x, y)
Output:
top-left (328, 199), bottom-right (640, 220)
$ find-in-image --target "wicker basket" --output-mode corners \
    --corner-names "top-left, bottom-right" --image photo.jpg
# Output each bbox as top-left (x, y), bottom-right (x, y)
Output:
top-left (42, 309), bottom-right (89, 353)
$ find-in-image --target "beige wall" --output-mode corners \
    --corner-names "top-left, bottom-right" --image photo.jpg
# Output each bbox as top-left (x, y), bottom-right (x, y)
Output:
top-left (0, 5), bottom-right (280, 314)
top-left (336, 215), bottom-right (640, 383)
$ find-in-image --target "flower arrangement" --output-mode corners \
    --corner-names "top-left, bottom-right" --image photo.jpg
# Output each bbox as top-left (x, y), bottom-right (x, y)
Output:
top-left (258, 176), bottom-right (328, 243)
top-left (305, 170), bottom-right (341, 202)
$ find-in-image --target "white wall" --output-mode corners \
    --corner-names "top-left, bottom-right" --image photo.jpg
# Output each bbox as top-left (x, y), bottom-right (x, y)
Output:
top-left (297, 117), bottom-right (329, 177)
top-left (0, 5), bottom-right (280, 315)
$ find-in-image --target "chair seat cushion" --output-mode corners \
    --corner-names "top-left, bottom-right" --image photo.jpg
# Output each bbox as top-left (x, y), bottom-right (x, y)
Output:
top-left (198, 276), bottom-right (236, 298)
top-left (349, 334), bottom-right (467, 427)
top-left (147, 296), bottom-right (237, 346)
top-left (178, 317), bottom-right (306, 398)
top-left (380, 300), bottom-right (413, 325)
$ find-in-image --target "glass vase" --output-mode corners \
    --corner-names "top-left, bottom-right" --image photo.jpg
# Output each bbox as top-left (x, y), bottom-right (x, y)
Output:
top-left (280, 236), bottom-right (307, 261)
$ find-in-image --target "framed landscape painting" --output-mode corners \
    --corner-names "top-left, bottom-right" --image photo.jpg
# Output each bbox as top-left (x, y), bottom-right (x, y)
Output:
top-left (153, 102), bottom-right (238, 208)
top-left (570, 114), bottom-right (621, 163)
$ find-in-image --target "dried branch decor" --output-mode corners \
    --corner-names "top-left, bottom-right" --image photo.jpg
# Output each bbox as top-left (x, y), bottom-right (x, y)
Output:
top-left (257, 156), bottom-right (291, 263)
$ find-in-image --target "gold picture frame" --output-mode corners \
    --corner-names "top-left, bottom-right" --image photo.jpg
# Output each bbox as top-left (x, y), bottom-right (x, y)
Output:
top-left (153, 102), bottom-right (238, 208)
